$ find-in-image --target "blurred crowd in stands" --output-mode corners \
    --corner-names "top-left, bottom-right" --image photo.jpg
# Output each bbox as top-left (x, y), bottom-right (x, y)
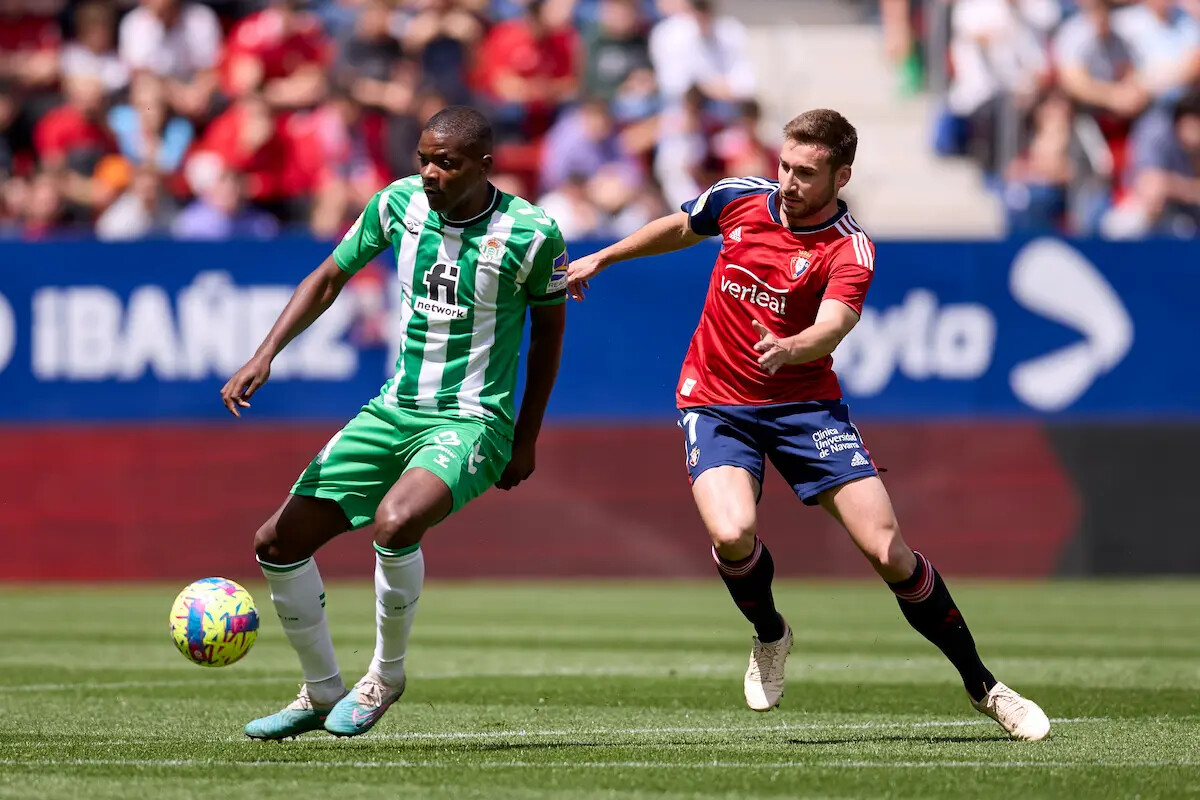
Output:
top-left (0, 0), bottom-right (777, 240)
top-left (883, 0), bottom-right (1199, 238)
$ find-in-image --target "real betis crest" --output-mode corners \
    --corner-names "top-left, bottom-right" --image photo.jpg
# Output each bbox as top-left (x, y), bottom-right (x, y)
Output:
top-left (479, 237), bottom-right (506, 266)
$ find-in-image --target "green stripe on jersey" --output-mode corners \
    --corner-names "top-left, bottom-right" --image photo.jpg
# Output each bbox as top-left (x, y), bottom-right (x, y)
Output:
top-left (366, 181), bottom-right (565, 435)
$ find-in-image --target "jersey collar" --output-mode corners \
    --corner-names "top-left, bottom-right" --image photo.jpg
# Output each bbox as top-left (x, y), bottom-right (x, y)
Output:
top-left (766, 191), bottom-right (849, 233)
top-left (438, 184), bottom-right (501, 228)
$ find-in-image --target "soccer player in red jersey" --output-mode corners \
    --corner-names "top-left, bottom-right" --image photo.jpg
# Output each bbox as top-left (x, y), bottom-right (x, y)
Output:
top-left (568, 109), bottom-right (1051, 740)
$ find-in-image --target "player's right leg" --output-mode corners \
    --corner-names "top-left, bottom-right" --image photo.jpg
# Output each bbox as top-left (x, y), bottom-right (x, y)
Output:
top-left (682, 406), bottom-right (792, 711)
top-left (244, 493), bottom-right (352, 740)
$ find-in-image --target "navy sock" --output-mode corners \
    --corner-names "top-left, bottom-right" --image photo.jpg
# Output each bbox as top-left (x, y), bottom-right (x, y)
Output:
top-left (889, 551), bottom-right (996, 702)
top-left (714, 538), bottom-right (786, 643)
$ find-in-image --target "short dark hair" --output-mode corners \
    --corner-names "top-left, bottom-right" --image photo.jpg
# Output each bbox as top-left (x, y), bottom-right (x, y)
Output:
top-left (422, 105), bottom-right (494, 157)
top-left (783, 109), bottom-right (858, 169)
top-left (1173, 90), bottom-right (1200, 124)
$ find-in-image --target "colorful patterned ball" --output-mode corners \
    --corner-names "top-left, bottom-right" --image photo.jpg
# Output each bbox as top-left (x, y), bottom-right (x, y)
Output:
top-left (169, 578), bottom-right (260, 667)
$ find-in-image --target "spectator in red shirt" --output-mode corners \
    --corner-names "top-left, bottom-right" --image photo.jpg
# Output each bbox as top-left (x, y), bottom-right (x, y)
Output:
top-left (34, 74), bottom-right (115, 171)
top-left (470, 0), bottom-right (580, 139)
top-left (34, 73), bottom-right (117, 218)
top-left (189, 92), bottom-right (329, 222)
top-left (221, 0), bottom-right (331, 111)
top-left (0, 0), bottom-right (62, 93)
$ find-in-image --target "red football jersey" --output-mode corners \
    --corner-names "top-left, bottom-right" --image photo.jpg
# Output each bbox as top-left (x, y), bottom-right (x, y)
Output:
top-left (677, 177), bottom-right (876, 408)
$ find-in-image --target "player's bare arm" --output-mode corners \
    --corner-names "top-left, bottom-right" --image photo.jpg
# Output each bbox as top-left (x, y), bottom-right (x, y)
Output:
top-left (220, 255), bottom-right (352, 417)
top-left (497, 302), bottom-right (566, 490)
top-left (567, 212), bottom-right (704, 301)
top-left (752, 299), bottom-right (860, 375)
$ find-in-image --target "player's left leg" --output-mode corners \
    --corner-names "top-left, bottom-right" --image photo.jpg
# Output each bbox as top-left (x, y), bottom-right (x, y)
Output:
top-left (324, 416), bottom-right (508, 737)
top-left (818, 476), bottom-right (1051, 741)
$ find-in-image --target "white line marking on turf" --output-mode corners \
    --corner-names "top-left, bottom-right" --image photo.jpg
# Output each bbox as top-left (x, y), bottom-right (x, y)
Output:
top-left (0, 676), bottom-right (291, 693)
top-left (0, 758), bottom-right (1193, 770)
top-left (8, 718), bottom-right (1106, 749)
top-left (355, 716), bottom-right (1106, 743)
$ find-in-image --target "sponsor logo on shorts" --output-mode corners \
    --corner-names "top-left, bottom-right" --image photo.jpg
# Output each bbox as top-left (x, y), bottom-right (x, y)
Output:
top-left (812, 427), bottom-right (860, 459)
top-left (850, 451), bottom-right (870, 467)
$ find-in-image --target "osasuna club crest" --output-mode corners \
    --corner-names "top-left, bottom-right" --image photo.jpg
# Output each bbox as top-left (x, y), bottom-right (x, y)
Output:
top-left (791, 249), bottom-right (813, 277)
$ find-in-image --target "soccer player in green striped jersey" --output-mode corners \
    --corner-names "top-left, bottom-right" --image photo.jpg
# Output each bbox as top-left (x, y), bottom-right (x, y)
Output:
top-left (220, 106), bottom-right (568, 740)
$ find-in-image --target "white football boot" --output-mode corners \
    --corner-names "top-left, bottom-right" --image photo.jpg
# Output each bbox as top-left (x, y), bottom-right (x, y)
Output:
top-left (972, 681), bottom-right (1051, 741)
top-left (743, 624), bottom-right (792, 711)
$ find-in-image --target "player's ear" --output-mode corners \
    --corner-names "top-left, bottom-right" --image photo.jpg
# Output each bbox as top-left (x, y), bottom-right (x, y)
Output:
top-left (835, 165), bottom-right (852, 190)
top-left (479, 153), bottom-right (494, 178)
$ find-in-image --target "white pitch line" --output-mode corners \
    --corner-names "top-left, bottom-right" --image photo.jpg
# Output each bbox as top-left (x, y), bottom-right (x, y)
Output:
top-left (0, 676), bottom-right (290, 694)
top-left (9, 718), bottom-right (1108, 749)
top-left (1, 667), bottom-right (735, 693)
top-left (0, 757), bottom-right (1192, 770)
top-left (359, 716), bottom-right (1106, 743)
top-left (0, 662), bottom-right (911, 694)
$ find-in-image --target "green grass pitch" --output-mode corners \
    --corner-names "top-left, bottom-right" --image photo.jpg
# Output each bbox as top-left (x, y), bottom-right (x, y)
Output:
top-left (1, 580), bottom-right (1197, 799)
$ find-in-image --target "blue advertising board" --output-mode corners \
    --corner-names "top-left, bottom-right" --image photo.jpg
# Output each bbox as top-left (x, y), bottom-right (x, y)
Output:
top-left (0, 236), bottom-right (1195, 421)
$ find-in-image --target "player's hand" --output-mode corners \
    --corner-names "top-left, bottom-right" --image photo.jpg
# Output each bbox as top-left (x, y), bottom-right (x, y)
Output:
top-left (496, 437), bottom-right (536, 490)
top-left (220, 354), bottom-right (272, 418)
top-left (566, 254), bottom-right (605, 301)
top-left (752, 320), bottom-right (794, 376)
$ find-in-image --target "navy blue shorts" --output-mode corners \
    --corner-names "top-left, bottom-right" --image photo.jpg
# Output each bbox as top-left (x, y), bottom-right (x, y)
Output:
top-left (678, 401), bottom-right (878, 506)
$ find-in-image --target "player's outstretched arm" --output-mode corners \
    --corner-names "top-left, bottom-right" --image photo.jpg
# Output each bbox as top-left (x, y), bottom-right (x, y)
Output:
top-left (220, 256), bottom-right (352, 417)
top-left (567, 211), bottom-right (704, 300)
top-left (497, 303), bottom-right (566, 490)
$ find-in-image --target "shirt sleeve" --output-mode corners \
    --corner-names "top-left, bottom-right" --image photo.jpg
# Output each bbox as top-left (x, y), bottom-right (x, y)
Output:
top-left (526, 224), bottom-right (569, 307)
top-left (1051, 18), bottom-right (1088, 68)
top-left (119, 13), bottom-right (152, 70)
top-left (823, 236), bottom-right (876, 316)
top-left (680, 178), bottom-right (773, 237)
top-left (332, 191), bottom-right (392, 275)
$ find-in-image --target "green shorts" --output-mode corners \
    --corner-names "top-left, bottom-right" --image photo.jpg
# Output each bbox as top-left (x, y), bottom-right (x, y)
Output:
top-left (292, 397), bottom-right (511, 529)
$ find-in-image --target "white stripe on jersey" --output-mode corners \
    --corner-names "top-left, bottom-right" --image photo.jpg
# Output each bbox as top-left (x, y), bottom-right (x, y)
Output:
top-left (834, 214), bottom-right (874, 272)
top-left (851, 232), bottom-right (867, 268)
top-left (384, 192), bottom-right (431, 407)
top-left (690, 177), bottom-right (775, 216)
top-left (514, 229), bottom-right (546, 292)
top-left (378, 188), bottom-right (393, 240)
top-left (454, 212), bottom-right (516, 418)
top-left (414, 227), bottom-right (466, 412)
top-left (859, 233), bottom-right (875, 270)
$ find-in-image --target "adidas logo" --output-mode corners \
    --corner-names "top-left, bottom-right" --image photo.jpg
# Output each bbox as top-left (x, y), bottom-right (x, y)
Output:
top-left (728, 226), bottom-right (742, 243)
top-left (850, 451), bottom-right (870, 467)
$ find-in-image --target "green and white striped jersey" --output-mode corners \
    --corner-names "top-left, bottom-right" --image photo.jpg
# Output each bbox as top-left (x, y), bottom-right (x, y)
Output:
top-left (333, 176), bottom-right (567, 436)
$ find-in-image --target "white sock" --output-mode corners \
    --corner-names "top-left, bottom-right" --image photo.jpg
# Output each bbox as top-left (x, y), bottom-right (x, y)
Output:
top-left (259, 557), bottom-right (345, 705)
top-left (369, 543), bottom-right (424, 687)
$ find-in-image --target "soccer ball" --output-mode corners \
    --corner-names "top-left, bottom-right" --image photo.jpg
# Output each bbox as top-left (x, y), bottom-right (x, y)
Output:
top-left (169, 577), bottom-right (260, 667)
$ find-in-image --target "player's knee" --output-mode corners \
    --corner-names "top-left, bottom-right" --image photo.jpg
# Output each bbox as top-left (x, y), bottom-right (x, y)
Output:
top-left (373, 502), bottom-right (428, 549)
top-left (863, 521), bottom-right (913, 576)
top-left (708, 518), bottom-right (756, 552)
top-left (253, 522), bottom-right (291, 565)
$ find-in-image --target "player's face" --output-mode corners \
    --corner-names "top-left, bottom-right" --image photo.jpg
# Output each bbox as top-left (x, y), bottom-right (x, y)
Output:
top-left (417, 130), bottom-right (492, 215)
top-left (777, 141), bottom-right (851, 224)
